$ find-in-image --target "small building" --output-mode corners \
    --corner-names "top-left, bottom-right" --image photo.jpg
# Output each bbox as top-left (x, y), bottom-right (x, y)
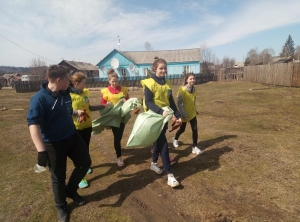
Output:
top-left (58, 60), bottom-right (99, 77)
top-left (96, 48), bottom-right (202, 79)
top-left (2, 73), bottom-right (21, 86)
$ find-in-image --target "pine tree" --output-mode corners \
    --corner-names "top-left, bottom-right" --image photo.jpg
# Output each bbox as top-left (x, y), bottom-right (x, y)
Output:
top-left (280, 35), bottom-right (295, 57)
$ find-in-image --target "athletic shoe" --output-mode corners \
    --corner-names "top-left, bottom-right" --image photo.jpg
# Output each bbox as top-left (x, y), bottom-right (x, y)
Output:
top-left (150, 163), bottom-right (163, 174)
top-left (66, 187), bottom-right (86, 206)
top-left (167, 174), bottom-right (180, 188)
top-left (117, 157), bottom-right (125, 167)
top-left (87, 168), bottom-right (93, 174)
top-left (57, 206), bottom-right (69, 222)
top-left (78, 179), bottom-right (89, 189)
top-left (173, 137), bottom-right (179, 148)
top-left (192, 147), bottom-right (203, 155)
top-left (169, 156), bottom-right (175, 165)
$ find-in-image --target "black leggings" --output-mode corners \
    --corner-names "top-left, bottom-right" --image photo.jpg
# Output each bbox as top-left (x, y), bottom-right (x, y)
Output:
top-left (174, 116), bottom-right (198, 147)
top-left (111, 122), bottom-right (125, 158)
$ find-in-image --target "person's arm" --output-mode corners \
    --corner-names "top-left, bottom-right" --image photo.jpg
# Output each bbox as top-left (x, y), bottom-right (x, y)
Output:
top-left (144, 86), bottom-right (164, 115)
top-left (169, 94), bottom-right (181, 119)
top-left (89, 104), bottom-right (108, 111)
top-left (177, 93), bottom-right (187, 120)
top-left (29, 124), bottom-right (45, 152)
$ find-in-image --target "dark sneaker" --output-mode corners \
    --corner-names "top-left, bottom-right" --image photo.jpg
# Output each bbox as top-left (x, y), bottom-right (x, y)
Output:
top-left (58, 206), bottom-right (69, 222)
top-left (66, 187), bottom-right (86, 206)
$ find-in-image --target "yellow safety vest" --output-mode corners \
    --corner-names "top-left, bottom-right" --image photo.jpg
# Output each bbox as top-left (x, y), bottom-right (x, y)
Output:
top-left (178, 86), bottom-right (197, 122)
top-left (101, 86), bottom-right (128, 106)
top-left (71, 88), bottom-right (92, 130)
top-left (141, 78), bottom-right (171, 111)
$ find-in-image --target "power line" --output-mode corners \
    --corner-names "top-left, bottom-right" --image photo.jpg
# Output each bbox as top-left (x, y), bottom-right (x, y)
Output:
top-left (0, 33), bottom-right (57, 64)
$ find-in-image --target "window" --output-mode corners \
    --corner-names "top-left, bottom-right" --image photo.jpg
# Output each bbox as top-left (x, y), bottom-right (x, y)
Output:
top-left (144, 68), bottom-right (149, 76)
top-left (120, 68), bottom-right (126, 77)
top-left (184, 66), bottom-right (190, 74)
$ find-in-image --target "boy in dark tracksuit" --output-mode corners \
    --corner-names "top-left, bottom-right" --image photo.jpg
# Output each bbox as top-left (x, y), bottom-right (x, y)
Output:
top-left (27, 65), bottom-right (91, 222)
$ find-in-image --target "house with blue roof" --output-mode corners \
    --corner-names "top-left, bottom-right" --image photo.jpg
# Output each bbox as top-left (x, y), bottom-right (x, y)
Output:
top-left (96, 48), bottom-right (202, 80)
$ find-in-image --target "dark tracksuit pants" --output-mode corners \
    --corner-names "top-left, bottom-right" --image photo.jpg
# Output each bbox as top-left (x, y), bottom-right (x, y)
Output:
top-left (174, 116), bottom-right (198, 147)
top-left (45, 132), bottom-right (91, 208)
top-left (111, 122), bottom-right (125, 158)
top-left (152, 123), bottom-right (172, 174)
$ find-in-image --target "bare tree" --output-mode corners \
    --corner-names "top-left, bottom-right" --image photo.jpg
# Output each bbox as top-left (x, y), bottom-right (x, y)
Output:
top-left (200, 43), bottom-right (218, 73)
top-left (259, 48), bottom-right (275, 64)
top-left (295, 45), bottom-right (300, 60)
top-left (144, 41), bottom-right (153, 51)
top-left (29, 58), bottom-right (47, 80)
top-left (245, 48), bottom-right (259, 65)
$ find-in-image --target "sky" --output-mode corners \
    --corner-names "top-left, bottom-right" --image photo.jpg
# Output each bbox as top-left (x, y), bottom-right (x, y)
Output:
top-left (0, 0), bottom-right (300, 67)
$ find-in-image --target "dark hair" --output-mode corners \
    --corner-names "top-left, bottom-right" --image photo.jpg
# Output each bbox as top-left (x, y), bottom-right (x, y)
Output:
top-left (183, 73), bottom-right (195, 86)
top-left (107, 68), bottom-right (118, 80)
top-left (70, 71), bottom-right (87, 87)
top-left (151, 56), bottom-right (167, 72)
top-left (47, 65), bottom-right (70, 82)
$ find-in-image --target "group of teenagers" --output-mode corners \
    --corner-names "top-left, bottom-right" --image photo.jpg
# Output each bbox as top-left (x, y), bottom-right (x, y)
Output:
top-left (26, 57), bottom-right (202, 222)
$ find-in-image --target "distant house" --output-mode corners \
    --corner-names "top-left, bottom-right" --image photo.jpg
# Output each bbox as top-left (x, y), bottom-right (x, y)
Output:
top-left (233, 62), bottom-right (244, 68)
top-left (96, 48), bottom-right (202, 79)
top-left (3, 73), bottom-right (21, 86)
top-left (58, 60), bottom-right (99, 77)
top-left (271, 56), bottom-right (294, 64)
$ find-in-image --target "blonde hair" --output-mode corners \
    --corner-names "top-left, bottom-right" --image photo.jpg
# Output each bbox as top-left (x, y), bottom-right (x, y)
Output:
top-left (151, 56), bottom-right (167, 72)
top-left (70, 72), bottom-right (87, 86)
top-left (107, 68), bottom-right (118, 80)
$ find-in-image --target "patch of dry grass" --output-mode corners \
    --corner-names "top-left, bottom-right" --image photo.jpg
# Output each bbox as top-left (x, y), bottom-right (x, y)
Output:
top-left (1, 82), bottom-right (300, 221)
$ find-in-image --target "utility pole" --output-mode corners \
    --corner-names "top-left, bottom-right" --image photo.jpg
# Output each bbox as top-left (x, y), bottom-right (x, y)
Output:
top-left (118, 35), bottom-right (121, 50)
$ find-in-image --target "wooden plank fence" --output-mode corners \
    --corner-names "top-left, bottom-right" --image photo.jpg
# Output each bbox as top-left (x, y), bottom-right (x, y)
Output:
top-left (243, 63), bottom-right (300, 87)
top-left (14, 73), bottom-right (215, 93)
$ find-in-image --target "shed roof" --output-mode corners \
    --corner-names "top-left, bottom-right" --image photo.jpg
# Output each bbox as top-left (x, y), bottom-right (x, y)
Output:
top-left (120, 48), bottom-right (201, 64)
top-left (60, 60), bottom-right (98, 70)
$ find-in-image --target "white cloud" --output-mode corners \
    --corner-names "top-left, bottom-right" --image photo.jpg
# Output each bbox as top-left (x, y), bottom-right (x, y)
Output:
top-left (204, 0), bottom-right (300, 47)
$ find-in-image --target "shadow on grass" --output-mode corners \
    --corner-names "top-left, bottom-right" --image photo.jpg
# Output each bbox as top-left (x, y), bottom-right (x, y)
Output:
top-left (69, 135), bottom-right (235, 210)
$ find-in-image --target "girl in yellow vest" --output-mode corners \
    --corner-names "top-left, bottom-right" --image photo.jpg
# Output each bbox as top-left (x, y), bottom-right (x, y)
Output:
top-left (141, 57), bottom-right (182, 188)
top-left (173, 73), bottom-right (203, 155)
top-left (100, 68), bottom-right (129, 167)
top-left (70, 72), bottom-right (110, 188)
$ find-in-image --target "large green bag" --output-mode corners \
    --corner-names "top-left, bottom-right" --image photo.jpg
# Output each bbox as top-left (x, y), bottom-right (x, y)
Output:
top-left (126, 107), bottom-right (173, 148)
top-left (92, 98), bottom-right (141, 135)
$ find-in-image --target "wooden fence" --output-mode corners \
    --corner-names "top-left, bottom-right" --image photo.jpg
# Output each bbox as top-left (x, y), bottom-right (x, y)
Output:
top-left (14, 73), bottom-right (215, 93)
top-left (243, 63), bottom-right (300, 87)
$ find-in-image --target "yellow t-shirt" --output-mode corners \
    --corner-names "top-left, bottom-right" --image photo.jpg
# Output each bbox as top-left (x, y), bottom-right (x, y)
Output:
top-left (70, 88), bottom-right (92, 130)
top-left (141, 78), bottom-right (171, 111)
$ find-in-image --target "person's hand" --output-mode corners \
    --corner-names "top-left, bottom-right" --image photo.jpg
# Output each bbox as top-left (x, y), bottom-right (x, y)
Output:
top-left (38, 151), bottom-right (48, 167)
top-left (162, 110), bottom-right (170, 117)
top-left (121, 98), bottom-right (126, 103)
top-left (104, 103), bottom-right (112, 108)
top-left (77, 110), bottom-right (85, 116)
top-left (176, 118), bottom-right (182, 126)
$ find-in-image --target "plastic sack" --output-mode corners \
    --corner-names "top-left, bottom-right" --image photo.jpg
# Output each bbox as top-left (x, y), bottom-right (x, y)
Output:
top-left (92, 98), bottom-right (141, 135)
top-left (126, 106), bottom-right (173, 148)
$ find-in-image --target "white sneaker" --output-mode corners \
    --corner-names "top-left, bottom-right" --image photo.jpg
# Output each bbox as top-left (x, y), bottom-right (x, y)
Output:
top-left (167, 174), bottom-right (180, 188)
top-left (192, 147), bottom-right (203, 155)
top-left (150, 163), bottom-right (163, 174)
top-left (172, 137), bottom-right (179, 148)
